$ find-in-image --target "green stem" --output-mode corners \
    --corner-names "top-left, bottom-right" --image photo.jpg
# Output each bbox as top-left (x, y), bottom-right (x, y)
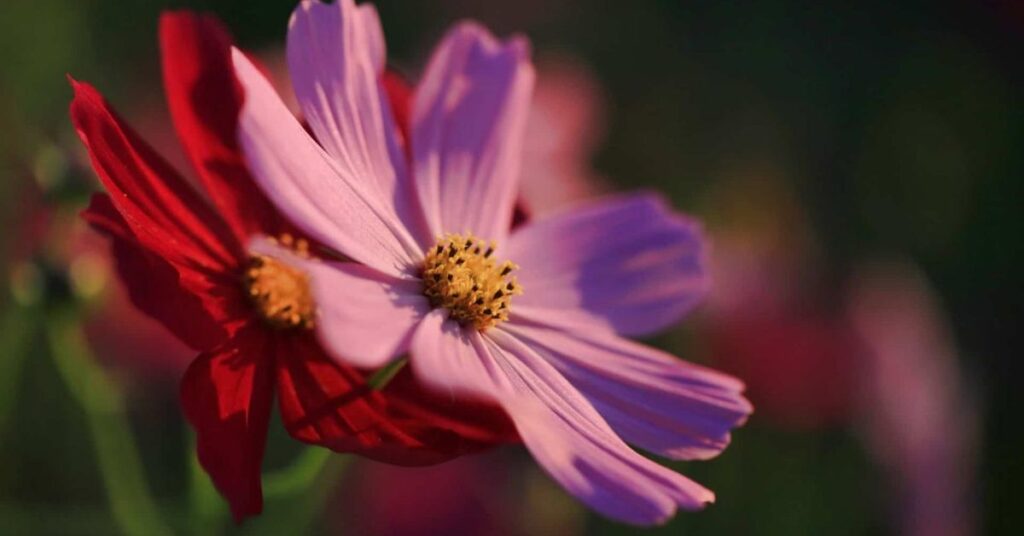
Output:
top-left (263, 447), bottom-right (333, 497)
top-left (188, 441), bottom-right (227, 536)
top-left (367, 358), bottom-right (408, 391)
top-left (0, 304), bottom-right (36, 440)
top-left (46, 307), bottom-right (172, 536)
top-left (0, 502), bottom-right (116, 534)
top-left (244, 450), bottom-right (350, 536)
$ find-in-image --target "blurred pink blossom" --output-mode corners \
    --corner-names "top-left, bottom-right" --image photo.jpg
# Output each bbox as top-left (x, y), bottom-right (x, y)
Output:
top-left (701, 173), bottom-right (859, 428)
top-left (848, 261), bottom-right (978, 536)
top-left (341, 454), bottom-right (515, 536)
top-left (68, 209), bottom-right (193, 377)
top-left (518, 55), bottom-right (608, 216)
top-left (11, 163), bottom-right (191, 378)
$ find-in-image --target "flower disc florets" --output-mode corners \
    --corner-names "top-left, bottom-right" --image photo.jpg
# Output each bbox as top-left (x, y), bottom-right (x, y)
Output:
top-left (243, 234), bottom-right (315, 330)
top-left (422, 234), bottom-right (522, 331)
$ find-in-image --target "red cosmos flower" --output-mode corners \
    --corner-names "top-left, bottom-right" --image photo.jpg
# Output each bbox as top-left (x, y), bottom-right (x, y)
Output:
top-left (71, 12), bottom-right (514, 521)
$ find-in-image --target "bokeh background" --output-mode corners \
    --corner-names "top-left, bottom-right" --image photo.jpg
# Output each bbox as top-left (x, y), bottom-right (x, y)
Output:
top-left (1, 0), bottom-right (1021, 534)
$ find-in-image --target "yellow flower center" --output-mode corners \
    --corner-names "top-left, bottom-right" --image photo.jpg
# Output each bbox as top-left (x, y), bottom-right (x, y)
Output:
top-left (243, 234), bottom-right (315, 330)
top-left (422, 234), bottom-right (522, 331)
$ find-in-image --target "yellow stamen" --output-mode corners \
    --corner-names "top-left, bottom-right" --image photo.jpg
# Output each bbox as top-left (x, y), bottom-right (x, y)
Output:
top-left (243, 234), bottom-right (315, 330)
top-left (422, 234), bottom-right (522, 331)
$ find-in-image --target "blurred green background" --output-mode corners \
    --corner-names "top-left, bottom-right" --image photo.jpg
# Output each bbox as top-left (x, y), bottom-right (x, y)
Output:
top-left (1, 0), bottom-right (1021, 534)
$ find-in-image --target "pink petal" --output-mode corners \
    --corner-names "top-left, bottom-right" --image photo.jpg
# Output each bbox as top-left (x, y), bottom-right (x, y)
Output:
top-left (355, 3), bottom-right (385, 71)
top-left (505, 322), bottom-right (752, 460)
top-left (408, 313), bottom-right (715, 525)
top-left (287, 1), bottom-right (429, 247)
top-left (251, 238), bottom-right (428, 369)
top-left (411, 22), bottom-right (534, 243)
top-left (508, 193), bottom-right (709, 336)
top-left (489, 331), bottom-right (716, 525)
top-left (409, 309), bottom-right (517, 399)
top-left (504, 402), bottom-right (711, 525)
top-left (233, 48), bottom-right (422, 277)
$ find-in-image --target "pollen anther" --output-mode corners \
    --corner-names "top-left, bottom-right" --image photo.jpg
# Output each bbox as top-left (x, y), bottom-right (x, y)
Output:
top-left (422, 234), bottom-right (522, 331)
top-left (243, 234), bottom-right (315, 330)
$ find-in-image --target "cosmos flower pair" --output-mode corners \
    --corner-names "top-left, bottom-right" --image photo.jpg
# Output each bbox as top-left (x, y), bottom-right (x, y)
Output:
top-left (72, 0), bottom-right (752, 526)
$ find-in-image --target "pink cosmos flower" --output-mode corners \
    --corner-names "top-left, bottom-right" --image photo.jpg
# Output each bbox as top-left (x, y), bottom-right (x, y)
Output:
top-left (335, 56), bottom-right (608, 535)
top-left (233, 0), bottom-right (752, 524)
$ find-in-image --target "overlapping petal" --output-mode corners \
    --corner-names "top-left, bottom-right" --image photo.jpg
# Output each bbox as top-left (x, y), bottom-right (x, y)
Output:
top-left (508, 193), bottom-right (709, 336)
top-left (286, 0), bottom-right (427, 247)
top-left (485, 332), bottom-right (717, 524)
top-left (160, 12), bottom-right (291, 242)
top-left (409, 310), bottom-right (515, 399)
top-left (276, 338), bottom-right (516, 466)
top-left (382, 70), bottom-right (413, 149)
top-left (305, 261), bottom-right (430, 368)
top-left (251, 235), bottom-right (428, 369)
top-left (505, 322), bottom-right (751, 460)
top-left (411, 22), bottom-right (534, 243)
top-left (274, 333), bottom-right (452, 466)
top-left (409, 313), bottom-right (716, 525)
top-left (303, 261), bottom-right (428, 369)
top-left (381, 368), bottom-right (519, 449)
top-left (275, 332), bottom-right (390, 447)
top-left (233, 48), bottom-right (422, 277)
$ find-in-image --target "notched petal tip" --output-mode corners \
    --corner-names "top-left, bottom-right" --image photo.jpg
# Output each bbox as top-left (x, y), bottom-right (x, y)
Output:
top-left (412, 16), bottom-right (537, 242)
top-left (691, 489), bottom-right (716, 510)
top-left (446, 20), bottom-right (495, 45)
top-left (289, 0), bottom-right (357, 31)
top-left (288, 0), bottom-right (317, 29)
top-left (440, 19), bottom-right (534, 65)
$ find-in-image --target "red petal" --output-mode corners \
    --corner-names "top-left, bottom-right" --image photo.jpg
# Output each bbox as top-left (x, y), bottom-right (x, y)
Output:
top-left (181, 325), bottom-right (275, 522)
top-left (69, 78), bottom-right (242, 272)
top-left (160, 12), bottom-right (293, 241)
top-left (275, 334), bottom-right (428, 461)
top-left (382, 69), bottom-right (412, 150)
top-left (383, 368), bottom-right (519, 451)
top-left (83, 193), bottom-right (230, 350)
top-left (276, 333), bottom-right (516, 465)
